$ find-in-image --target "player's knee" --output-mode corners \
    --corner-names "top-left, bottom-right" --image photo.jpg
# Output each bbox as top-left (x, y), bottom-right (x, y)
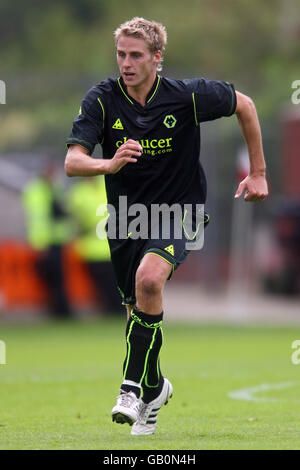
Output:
top-left (136, 266), bottom-right (163, 297)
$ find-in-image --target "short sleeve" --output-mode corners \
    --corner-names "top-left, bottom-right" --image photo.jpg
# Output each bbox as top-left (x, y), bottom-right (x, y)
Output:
top-left (187, 78), bottom-right (236, 124)
top-left (66, 87), bottom-right (105, 155)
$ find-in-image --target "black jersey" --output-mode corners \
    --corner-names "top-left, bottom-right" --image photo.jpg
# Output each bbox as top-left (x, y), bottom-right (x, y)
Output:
top-left (66, 75), bottom-right (236, 211)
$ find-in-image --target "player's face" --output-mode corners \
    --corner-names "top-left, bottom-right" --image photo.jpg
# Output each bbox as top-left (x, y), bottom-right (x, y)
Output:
top-left (116, 35), bottom-right (161, 89)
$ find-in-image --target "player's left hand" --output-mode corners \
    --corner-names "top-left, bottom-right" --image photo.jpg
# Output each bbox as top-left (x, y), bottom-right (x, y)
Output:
top-left (234, 173), bottom-right (268, 202)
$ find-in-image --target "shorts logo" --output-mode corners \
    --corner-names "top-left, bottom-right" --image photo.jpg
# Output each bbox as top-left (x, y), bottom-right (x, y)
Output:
top-left (163, 115), bottom-right (177, 129)
top-left (112, 118), bottom-right (124, 130)
top-left (164, 244), bottom-right (174, 256)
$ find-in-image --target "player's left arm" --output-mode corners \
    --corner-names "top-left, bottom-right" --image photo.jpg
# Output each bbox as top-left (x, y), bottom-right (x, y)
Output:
top-left (234, 91), bottom-right (268, 202)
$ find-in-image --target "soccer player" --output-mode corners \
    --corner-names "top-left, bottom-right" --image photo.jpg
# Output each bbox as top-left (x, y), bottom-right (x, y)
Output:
top-left (65, 17), bottom-right (268, 435)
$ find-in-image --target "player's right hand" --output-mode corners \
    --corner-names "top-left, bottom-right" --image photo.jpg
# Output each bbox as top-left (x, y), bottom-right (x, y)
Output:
top-left (108, 140), bottom-right (143, 174)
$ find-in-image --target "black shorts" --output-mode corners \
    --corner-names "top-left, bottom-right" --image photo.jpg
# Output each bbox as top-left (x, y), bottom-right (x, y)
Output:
top-left (108, 211), bottom-right (209, 306)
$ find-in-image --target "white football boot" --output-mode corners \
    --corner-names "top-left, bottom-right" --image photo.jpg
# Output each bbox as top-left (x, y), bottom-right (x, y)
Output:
top-left (111, 390), bottom-right (140, 426)
top-left (131, 378), bottom-right (173, 435)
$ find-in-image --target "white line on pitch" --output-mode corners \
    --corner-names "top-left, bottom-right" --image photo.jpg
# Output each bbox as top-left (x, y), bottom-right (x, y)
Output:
top-left (228, 381), bottom-right (296, 402)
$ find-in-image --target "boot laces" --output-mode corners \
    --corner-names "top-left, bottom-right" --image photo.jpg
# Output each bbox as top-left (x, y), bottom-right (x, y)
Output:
top-left (118, 391), bottom-right (138, 408)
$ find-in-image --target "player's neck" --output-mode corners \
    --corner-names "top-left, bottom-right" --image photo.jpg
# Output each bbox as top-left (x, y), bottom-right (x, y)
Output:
top-left (126, 72), bottom-right (157, 107)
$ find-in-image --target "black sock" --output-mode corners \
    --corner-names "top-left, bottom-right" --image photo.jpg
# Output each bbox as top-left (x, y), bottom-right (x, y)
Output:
top-left (142, 327), bottom-right (164, 403)
top-left (120, 384), bottom-right (141, 398)
top-left (121, 306), bottom-right (163, 398)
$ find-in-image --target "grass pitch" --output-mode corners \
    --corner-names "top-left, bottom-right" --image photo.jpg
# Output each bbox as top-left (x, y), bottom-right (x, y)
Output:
top-left (0, 317), bottom-right (299, 450)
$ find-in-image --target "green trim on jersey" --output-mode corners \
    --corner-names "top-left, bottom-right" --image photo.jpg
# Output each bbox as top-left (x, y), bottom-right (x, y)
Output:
top-left (117, 75), bottom-right (161, 106)
top-left (192, 92), bottom-right (199, 126)
top-left (147, 75), bottom-right (161, 104)
top-left (97, 97), bottom-right (105, 144)
top-left (97, 98), bottom-right (105, 125)
top-left (117, 78), bottom-right (134, 104)
top-left (97, 97), bottom-right (105, 121)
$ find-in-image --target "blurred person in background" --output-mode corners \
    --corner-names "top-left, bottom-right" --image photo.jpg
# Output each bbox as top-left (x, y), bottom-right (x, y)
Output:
top-left (67, 175), bottom-right (123, 314)
top-left (22, 162), bottom-right (74, 318)
top-left (268, 201), bottom-right (300, 296)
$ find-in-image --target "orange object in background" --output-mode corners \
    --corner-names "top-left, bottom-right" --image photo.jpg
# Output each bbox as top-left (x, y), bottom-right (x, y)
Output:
top-left (63, 243), bottom-right (97, 308)
top-left (0, 241), bottom-right (48, 308)
top-left (0, 241), bottom-right (97, 312)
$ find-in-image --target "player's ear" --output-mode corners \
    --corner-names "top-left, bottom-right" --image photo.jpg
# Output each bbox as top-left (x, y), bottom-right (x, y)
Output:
top-left (153, 50), bottom-right (162, 66)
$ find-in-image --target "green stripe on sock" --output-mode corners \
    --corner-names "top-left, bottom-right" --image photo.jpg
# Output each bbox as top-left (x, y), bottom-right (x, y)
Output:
top-left (122, 319), bottom-right (135, 380)
top-left (140, 328), bottom-right (157, 384)
top-left (144, 357), bottom-right (160, 388)
top-left (130, 310), bottom-right (162, 329)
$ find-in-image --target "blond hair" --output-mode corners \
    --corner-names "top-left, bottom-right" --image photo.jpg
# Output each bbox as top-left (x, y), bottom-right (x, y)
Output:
top-left (114, 17), bottom-right (167, 72)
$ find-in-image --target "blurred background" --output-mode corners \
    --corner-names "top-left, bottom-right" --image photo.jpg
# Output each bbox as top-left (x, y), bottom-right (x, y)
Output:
top-left (0, 0), bottom-right (299, 323)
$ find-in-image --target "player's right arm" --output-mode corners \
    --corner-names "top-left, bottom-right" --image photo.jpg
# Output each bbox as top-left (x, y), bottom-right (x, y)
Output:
top-left (65, 84), bottom-right (142, 177)
top-left (64, 140), bottom-right (142, 177)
